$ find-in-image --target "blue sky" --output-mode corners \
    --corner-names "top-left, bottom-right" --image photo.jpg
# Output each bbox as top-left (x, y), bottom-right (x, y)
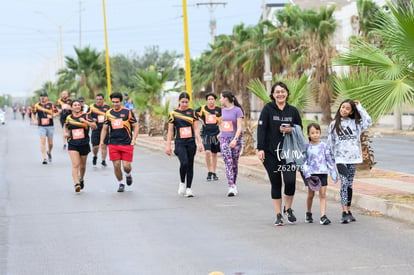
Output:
top-left (0, 0), bottom-right (264, 96)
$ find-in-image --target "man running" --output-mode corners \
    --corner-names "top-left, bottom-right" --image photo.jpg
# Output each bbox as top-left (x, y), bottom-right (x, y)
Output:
top-left (195, 93), bottom-right (222, 181)
top-left (100, 92), bottom-right (139, 192)
top-left (56, 90), bottom-right (73, 149)
top-left (31, 92), bottom-right (59, 164)
top-left (88, 93), bottom-right (110, 167)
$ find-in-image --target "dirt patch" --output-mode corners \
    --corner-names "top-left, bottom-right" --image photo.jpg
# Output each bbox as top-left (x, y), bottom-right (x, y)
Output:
top-left (376, 194), bottom-right (414, 204)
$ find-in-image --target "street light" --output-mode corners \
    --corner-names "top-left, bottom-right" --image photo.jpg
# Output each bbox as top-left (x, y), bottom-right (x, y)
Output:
top-left (35, 10), bottom-right (77, 70)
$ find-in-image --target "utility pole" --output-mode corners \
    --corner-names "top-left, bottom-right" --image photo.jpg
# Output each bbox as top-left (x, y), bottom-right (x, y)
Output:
top-left (196, 1), bottom-right (226, 44)
top-left (262, 0), bottom-right (272, 93)
top-left (79, 0), bottom-right (82, 48)
top-left (196, 1), bottom-right (226, 94)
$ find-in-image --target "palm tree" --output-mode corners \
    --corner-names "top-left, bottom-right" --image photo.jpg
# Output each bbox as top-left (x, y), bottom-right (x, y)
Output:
top-left (57, 46), bottom-right (106, 99)
top-left (334, 0), bottom-right (414, 128)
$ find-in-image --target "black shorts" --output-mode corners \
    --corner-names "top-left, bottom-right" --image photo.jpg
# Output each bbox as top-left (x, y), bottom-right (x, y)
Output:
top-left (304, 174), bottom-right (328, 187)
top-left (202, 135), bottom-right (220, 153)
top-left (91, 130), bottom-right (108, 146)
top-left (68, 144), bottom-right (91, 156)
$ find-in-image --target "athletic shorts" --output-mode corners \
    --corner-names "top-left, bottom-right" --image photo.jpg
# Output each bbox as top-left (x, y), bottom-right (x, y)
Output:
top-left (202, 135), bottom-right (220, 153)
top-left (68, 144), bottom-right (91, 156)
top-left (91, 130), bottom-right (108, 146)
top-left (108, 144), bottom-right (134, 162)
top-left (304, 174), bottom-right (328, 187)
top-left (38, 126), bottom-right (54, 138)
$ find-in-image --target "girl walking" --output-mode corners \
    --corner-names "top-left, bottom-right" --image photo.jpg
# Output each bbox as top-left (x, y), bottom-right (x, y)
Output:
top-left (303, 123), bottom-right (337, 225)
top-left (327, 99), bottom-right (372, 223)
top-left (219, 91), bottom-right (244, 197)
top-left (165, 92), bottom-right (203, 197)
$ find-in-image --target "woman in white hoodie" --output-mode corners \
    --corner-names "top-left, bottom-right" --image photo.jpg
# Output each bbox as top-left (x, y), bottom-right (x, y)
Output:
top-left (328, 99), bottom-right (372, 224)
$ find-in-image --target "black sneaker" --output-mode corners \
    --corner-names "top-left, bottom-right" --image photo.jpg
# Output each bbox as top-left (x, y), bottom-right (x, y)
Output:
top-left (341, 211), bottom-right (351, 224)
top-left (47, 151), bottom-right (52, 162)
top-left (274, 213), bottom-right (284, 226)
top-left (320, 215), bottom-right (331, 225)
top-left (79, 179), bottom-right (84, 190)
top-left (42, 159), bottom-right (48, 165)
top-left (212, 173), bottom-right (219, 181)
top-left (206, 172), bottom-right (212, 181)
top-left (305, 212), bottom-right (313, 223)
top-left (126, 175), bottom-right (133, 186)
top-left (117, 184), bottom-right (125, 192)
top-left (285, 208), bottom-right (297, 224)
top-left (92, 156), bottom-right (97, 166)
top-left (101, 160), bottom-right (107, 167)
top-left (348, 211), bottom-right (356, 222)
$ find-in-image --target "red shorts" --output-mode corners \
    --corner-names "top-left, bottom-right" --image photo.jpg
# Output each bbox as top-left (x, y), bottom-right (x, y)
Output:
top-left (108, 145), bottom-right (134, 162)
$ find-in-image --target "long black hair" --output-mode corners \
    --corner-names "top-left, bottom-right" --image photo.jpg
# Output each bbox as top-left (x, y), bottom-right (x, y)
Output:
top-left (331, 99), bottom-right (361, 135)
top-left (221, 91), bottom-right (244, 114)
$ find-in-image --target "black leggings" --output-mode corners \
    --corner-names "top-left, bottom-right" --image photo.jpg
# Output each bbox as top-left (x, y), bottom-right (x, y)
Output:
top-left (263, 152), bottom-right (296, 199)
top-left (174, 143), bottom-right (196, 188)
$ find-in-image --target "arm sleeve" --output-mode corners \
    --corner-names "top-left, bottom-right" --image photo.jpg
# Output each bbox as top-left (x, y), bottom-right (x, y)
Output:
top-left (256, 106), bottom-right (268, 150)
top-left (357, 104), bottom-right (372, 133)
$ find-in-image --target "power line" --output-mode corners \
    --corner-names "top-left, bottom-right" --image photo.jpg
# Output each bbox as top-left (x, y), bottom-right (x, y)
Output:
top-left (196, 1), bottom-right (227, 43)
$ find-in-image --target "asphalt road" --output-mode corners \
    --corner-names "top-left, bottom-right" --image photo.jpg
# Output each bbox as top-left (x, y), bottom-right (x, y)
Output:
top-left (0, 118), bottom-right (413, 274)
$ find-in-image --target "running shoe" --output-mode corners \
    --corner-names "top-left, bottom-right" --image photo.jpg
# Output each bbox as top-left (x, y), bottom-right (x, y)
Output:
top-left (63, 144), bottom-right (67, 150)
top-left (92, 156), bottom-right (97, 166)
top-left (274, 213), bottom-right (284, 226)
top-left (206, 172), bottom-right (212, 181)
top-left (47, 151), bottom-right (52, 163)
top-left (348, 211), bottom-right (356, 222)
top-left (178, 182), bottom-right (186, 196)
top-left (227, 185), bottom-right (238, 197)
top-left (74, 183), bottom-right (81, 192)
top-left (320, 215), bottom-right (331, 225)
top-left (184, 188), bottom-right (194, 197)
top-left (117, 184), bottom-right (125, 192)
top-left (42, 159), bottom-right (48, 165)
top-left (212, 173), bottom-right (219, 181)
top-left (285, 208), bottom-right (297, 224)
top-left (341, 211), bottom-right (351, 224)
top-left (126, 175), bottom-right (133, 186)
top-left (305, 212), bottom-right (313, 223)
top-left (79, 179), bottom-right (84, 190)
top-left (101, 160), bottom-right (107, 167)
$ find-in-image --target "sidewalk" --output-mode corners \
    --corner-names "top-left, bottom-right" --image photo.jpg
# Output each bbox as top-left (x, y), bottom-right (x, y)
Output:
top-left (137, 133), bottom-right (414, 224)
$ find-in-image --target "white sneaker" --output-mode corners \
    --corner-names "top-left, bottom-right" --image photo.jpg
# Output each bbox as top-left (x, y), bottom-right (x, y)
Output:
top-left (227, 185), bottom-right (238, 197)
top-left (184, 188), bottom-right (194, 197)
top-left (178, 182), bottom-right (186, 195)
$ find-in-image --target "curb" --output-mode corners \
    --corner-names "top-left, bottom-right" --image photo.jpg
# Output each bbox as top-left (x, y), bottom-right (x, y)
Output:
top-left (137, 137), bottom-right (414, 224)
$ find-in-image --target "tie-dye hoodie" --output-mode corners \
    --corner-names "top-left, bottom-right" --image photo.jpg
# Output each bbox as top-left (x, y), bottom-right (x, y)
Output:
top-left (327, 104), bottom-right (372, 164)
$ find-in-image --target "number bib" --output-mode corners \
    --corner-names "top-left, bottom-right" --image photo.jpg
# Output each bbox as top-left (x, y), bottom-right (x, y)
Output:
top-left (206, 114), bottom-right (217, 124)
top-left (72, 128), bottom-right (85, 139)
top-left (179, 126), bottom-right (193, 138)
top-left (111, 118), bottom-right (123, 129)
top-left (222, 121), bottom-right (234, 132)
top-left (97, 115), bottom-right (105, 123)
top-left (41, 118), bottom-right (49, 125)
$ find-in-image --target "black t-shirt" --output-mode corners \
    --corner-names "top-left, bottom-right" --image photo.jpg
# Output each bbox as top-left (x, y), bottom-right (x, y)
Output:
top-left (32, 101), bottom-right (58, 126)
top-left (195, 105), bottom-right (221, 136)
top-left (168, 108), bottom-right (197, 144)
top-left (88, 103), bottom-right (111, 131)
top-left (65, 113), bottom-right (93, 146)
top-left (104, 107), bottom-right (137, 145)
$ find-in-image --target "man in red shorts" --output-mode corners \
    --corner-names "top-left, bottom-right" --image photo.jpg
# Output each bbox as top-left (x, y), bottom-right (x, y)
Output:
top-left (100, 92), bottom-right (139, 192)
